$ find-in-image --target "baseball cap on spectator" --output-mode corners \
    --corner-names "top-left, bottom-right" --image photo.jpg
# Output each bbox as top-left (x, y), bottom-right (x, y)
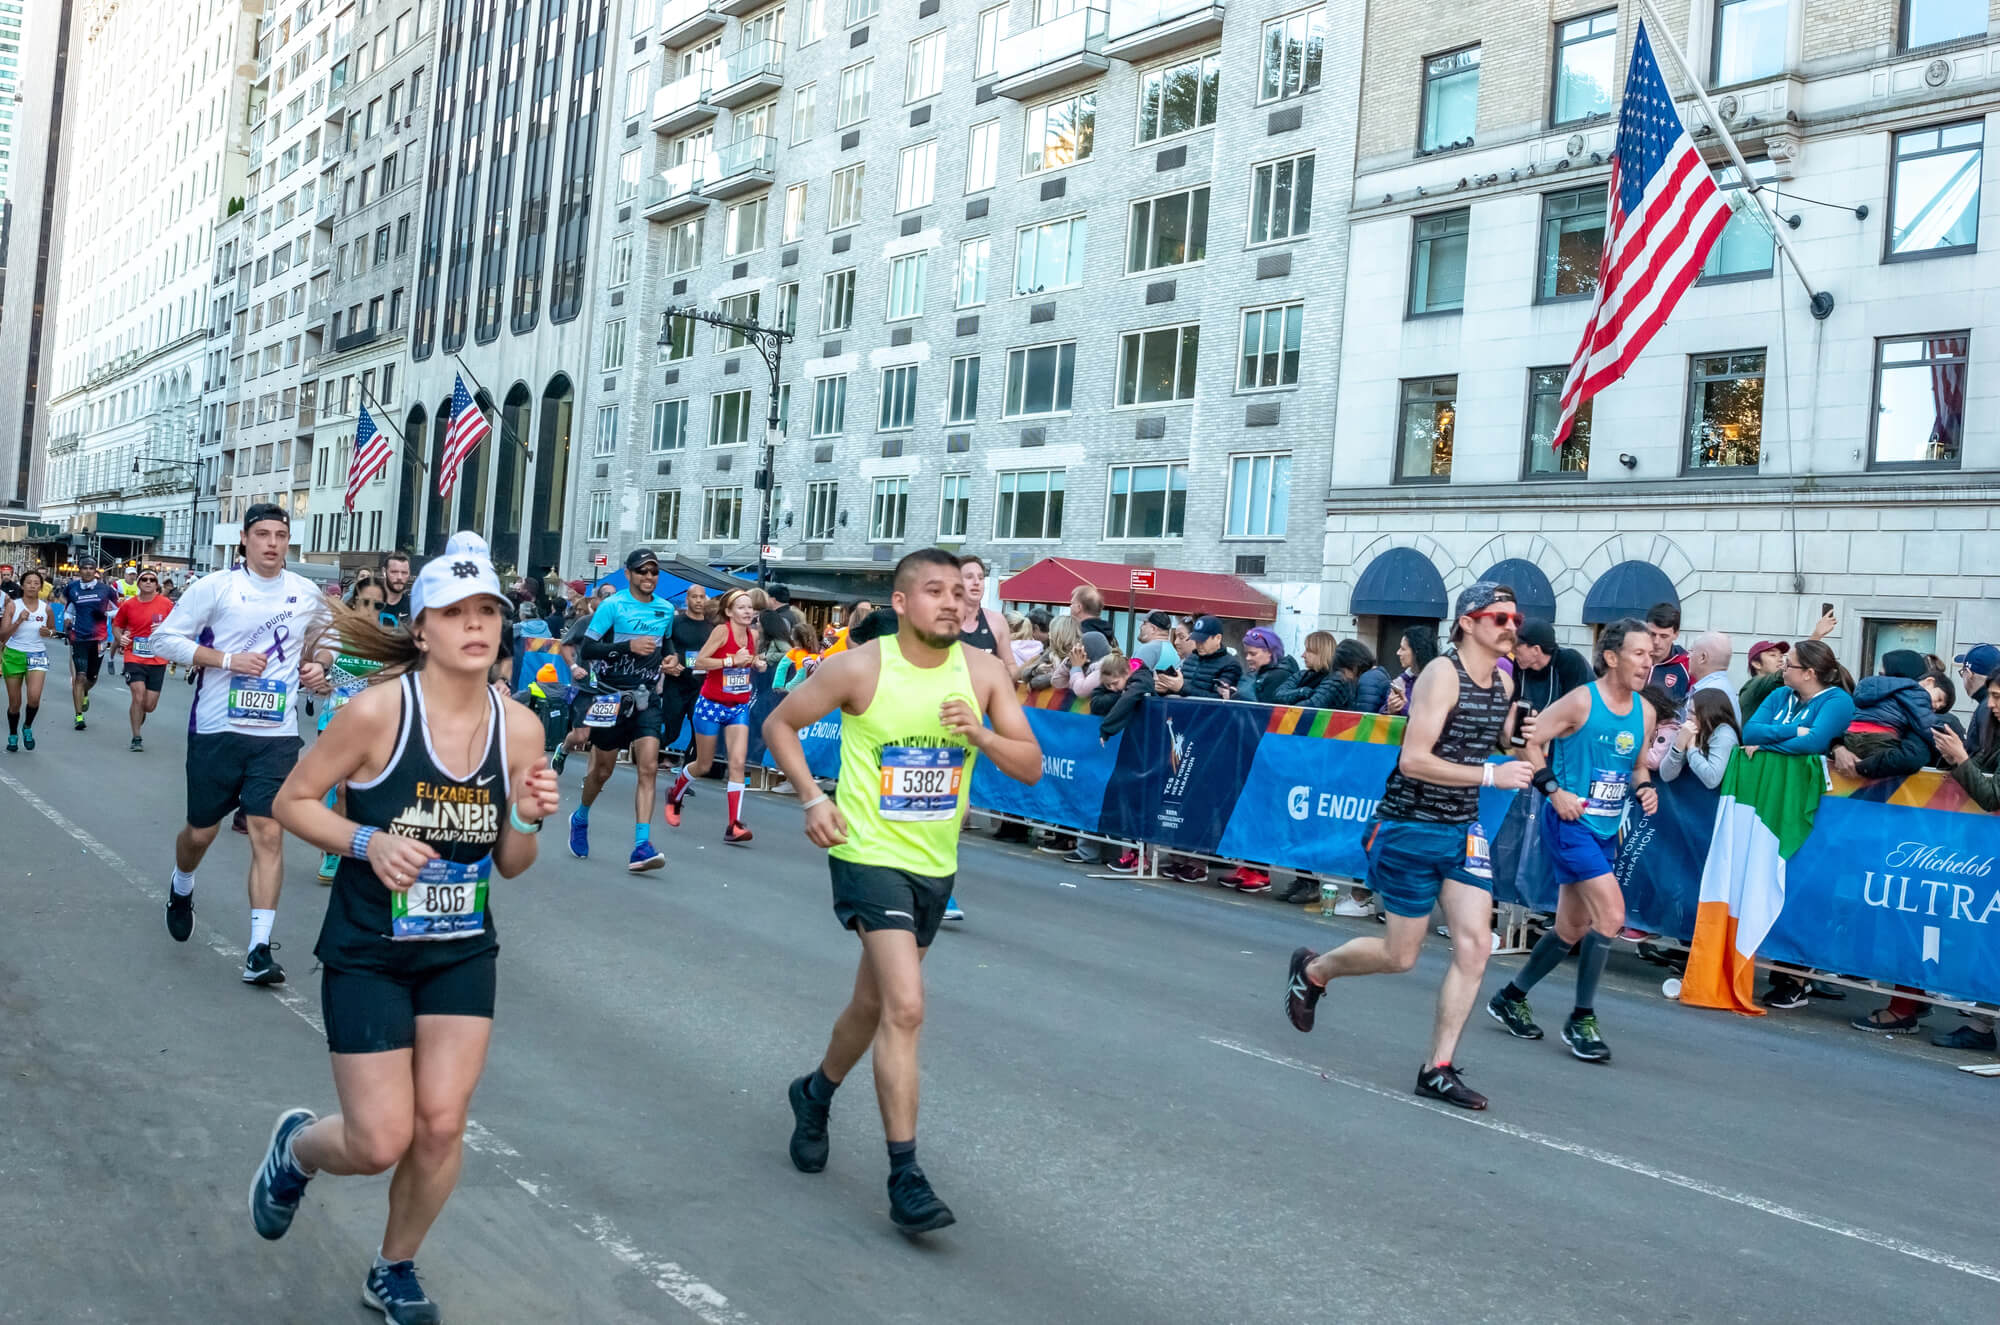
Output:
top-left (1145, 610), bottom-right (1172, 632)
top-left (1452, 581), bottom-right (1509, 620)
top-left (1516, 619), bottom-right (1558, 653)
top-left (567, 579), bottom-right (588, 596)
top-left (1879, 649), bottom-right (1929, 680)
top-left (1190, 615), bottom-right (1225, 642)
top-left (1747, 640), bottom-right (1790, 667)
top-left (1953, 643), bottom-right (1999, 675)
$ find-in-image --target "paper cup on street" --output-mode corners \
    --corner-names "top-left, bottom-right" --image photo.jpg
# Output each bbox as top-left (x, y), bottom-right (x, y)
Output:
top-left (1662, 977), bottom-right (1683, 1000)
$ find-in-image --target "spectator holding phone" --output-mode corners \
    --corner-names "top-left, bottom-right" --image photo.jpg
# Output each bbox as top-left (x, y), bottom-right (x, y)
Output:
top-left (1379, 627), bottom-right (1437, 716)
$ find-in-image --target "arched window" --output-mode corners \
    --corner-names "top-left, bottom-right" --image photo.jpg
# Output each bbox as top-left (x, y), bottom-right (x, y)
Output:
top-left (529, 374), bottom-right (573, 572)
top-left (424, 399), bottom-right (454, 556)
top-left (490, 381), bottom-right (533, 567)
top-left (395, 405), bottom-right (428, 552)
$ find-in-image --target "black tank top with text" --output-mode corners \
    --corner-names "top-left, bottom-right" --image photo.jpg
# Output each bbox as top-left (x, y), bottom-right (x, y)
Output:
top-left (959, 610), bottom-right (999, 655)
top-left (1376, 655), bottom-right (1509, 825)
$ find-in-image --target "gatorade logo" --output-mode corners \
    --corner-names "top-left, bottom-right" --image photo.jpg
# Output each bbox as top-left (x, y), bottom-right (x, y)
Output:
top-left (1288, 785), bottom-right (1382, 824)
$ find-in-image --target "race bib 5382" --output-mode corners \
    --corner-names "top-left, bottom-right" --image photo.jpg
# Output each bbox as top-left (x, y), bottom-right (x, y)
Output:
top-left (878, 746), bottom-right (966, 822)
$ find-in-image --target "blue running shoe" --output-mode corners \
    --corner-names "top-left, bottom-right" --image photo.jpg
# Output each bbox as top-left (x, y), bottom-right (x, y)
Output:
top-left (943, 896), bottom-right (964, 922)
top-left (628, 841), bottom-right (665, 872)
top-left (248, 1108), bottom-right (316, 1240)
top-left (364, 1259), bottom-right (442, 1324)
top-left (568, 809), bottom-right (589, 859)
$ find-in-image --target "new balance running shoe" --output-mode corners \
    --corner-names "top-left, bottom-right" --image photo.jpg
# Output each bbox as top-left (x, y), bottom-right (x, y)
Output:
top-left (567, 809), bottom-right (590, 859)
top-left (242, 942), bottom-right (285, 986)
top-left (1416, 1062), bottom-right (1488, 1110)
top-left (5, 735), bottom-right (15, 753)
top-left (887, 1166), bottom-right (957, 1235)
top-left (628, 841), bottom-right (665, 872)
top-left (724, 820), bottom-right (753, 846)
top-left (1285, 947), bottom-right (1323, 1032)
top-left (165, 886), bottom-right (194, 943)
top-left (130, 735), bottom-right (143, 752)
top-left (317, 853), bottom-right (340, 884)
top-left (1486, 990), bottom-right (1544, 1040)
top-left (363, 1259), bottom-right (442, 1325)
top-left (248, 1107), bottom-right (316, 1240)
top-left (18, 727), bottom-right (31, 750)
top-left (1561, 1014), bottom-right (1611, 1063)
top-left (787, 1076), bottom-right (830, 1173)
top-left (943, 897), bottom-right (964, 922)
top-left (73, 714), bottom-right (85, 730)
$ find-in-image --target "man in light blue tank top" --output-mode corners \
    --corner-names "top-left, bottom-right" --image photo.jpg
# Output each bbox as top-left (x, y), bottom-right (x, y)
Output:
top-left (1489, 618), bottom-right (1658, 1064)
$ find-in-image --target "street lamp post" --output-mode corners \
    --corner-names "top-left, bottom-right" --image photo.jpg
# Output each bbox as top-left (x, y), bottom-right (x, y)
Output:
top-left (132, 454), bottom-right (204, 571)
top-left (659, 302), bottom-right (793, 589)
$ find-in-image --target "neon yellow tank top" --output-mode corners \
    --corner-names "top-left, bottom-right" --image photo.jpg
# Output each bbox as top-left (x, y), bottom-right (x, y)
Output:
top-left (831, 637), bottom-right (981, 878)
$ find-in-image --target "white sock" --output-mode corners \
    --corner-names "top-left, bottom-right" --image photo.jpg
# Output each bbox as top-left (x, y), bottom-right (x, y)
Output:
top-left (249, 909), bottom-right (275, 950)
top-left (284, 1127), bottom-right (317, 1176)
top-left (171, 868), bottom-right (196, 897)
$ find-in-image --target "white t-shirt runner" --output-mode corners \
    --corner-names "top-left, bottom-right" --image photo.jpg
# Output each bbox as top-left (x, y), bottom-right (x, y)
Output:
top-left (150, 567), bottom-right (333, 738)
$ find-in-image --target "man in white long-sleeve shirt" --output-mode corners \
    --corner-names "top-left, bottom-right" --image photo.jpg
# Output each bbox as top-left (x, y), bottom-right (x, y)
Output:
top-left (148, 504), bottom-right (332, 985)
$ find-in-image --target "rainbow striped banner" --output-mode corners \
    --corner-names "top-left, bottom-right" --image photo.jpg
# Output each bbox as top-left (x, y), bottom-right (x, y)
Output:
top-left (1264, 706), bottom-right (1405, 743)
top-left (1828, 767), bottom-right (1989, 815)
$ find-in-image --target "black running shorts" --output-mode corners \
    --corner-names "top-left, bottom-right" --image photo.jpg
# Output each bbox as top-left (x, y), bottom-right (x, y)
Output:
top-left (320, 949), bottom-right (498, 1055)
top-left (69, 637), bottom-right (103, 682)
top-left (125, 661), bottom-right (168, 692)
top-left (585, 691), bottom-right (668, 752)
top-left (185, 732), bottom-right (302, 827)
top-left (829, 857), bottom-right (954, 949)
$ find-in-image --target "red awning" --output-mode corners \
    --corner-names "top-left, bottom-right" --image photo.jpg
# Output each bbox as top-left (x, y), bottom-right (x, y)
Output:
top-left (998, 557), bottom-right (1276, 622)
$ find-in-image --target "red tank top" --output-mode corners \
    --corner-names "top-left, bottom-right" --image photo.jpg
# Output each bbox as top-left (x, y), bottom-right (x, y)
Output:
top-left (700, 624), bottom-right (756, 705)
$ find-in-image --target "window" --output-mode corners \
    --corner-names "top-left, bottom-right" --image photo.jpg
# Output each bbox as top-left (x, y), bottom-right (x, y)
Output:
top-left (804, 481), bottom-right (838, 540)
top-left (595, 404), bottom-right (621, 455)
top-left (976, 5), bottom-right (1005, 77)
top-left (776, 282), bottom-right (800, 335)
top-left (821, 269), bottom-right (857, 331)
top-left (994, 469), bottom-right (1065, 539)
top-left (838, 60), bottom-right (873, 127)
top-left (715, 293), bottom-right (762, 352)
top-left (1015, 214), bottom-right (1087, 294)
top-left (793, 83), bottom-right (817, 142)
top-left (701, 487), bottom-right (744, 541)
top-left (1684, 351), bottom-right (1766, 470)
top-left (1238, 303), bottom-right (1303, 390)
top-left (725, 196), bottom-right (768, 257)
top-left (620, 149), bottom-right (643, 202)
top-left (1260, 6), bottom-right (1325, 103)
top-left (1862, 619), bottom-right (1942, 677)
top-left (847, 0), bottom-right (879, 24)
top-left (870, 477), bottom-right (910, 541)
top-left (811, 375), bottom-right (849, 436)
top-left (887, 252), bottom-right (928, 319)
top-left (1904, 0), bottom-right (1987, 49)
top-left (1003, 341), bottom-right (1077, 417)
top-left (948, 355), bottom-right (980, 422)
top-left (710, 389), bottom-right (754, 446)
top-left (897, 140), bottom-right (937, 212)
top-left (1420, 46), bottom-right (1479, 152)
top-left (1127, 186), bottom-right (1209, 273)
top-left (1887, 121), bottom-right (1982, 261)
top-left (601, 235), bottom-right (632, 290)
top-left (800, 0), bottom-right (825, 47)
top-left (1249, 153), bottom-right (1314, 245)
top-left (1870, 334), bottom-right (1967, 469)
top-left (830, 162), bottom-right (866, 229)
top-left (1104, 462), bottom-right (1187, 540)
top-left (650, 489), bottom-right (682, 541)
top-left (1712, 0), bottom-right (1786, 86)
top-left (943, 239), bottom-right (988, 313)
top-left (662, 311), bottom-right (698, 361)
top-left (1537, 187), bottom-right (1607, 301)
top-left (603, 319), bottom-right (627, 371)
top-left (906, 30), bottom-right (946, 102)
top-left (1225, 452), bottom-right (1291, 537)
top-left (1396, 376), bottom-right (1457, 482)
top-left (1136, 52), bottom-right (1220, 148)
top-left (1025, 90), bottom-right (1095, 173)
top-left (1118, 324), bottom-right (1200, 405)
top-left (876, 364), bottom-right (920, 431)
top-left (652, 398), bottom-right (690, 451)
top-left (777, 184), bottom-right (808, 244)
top-left (1552, 11), bottom-right (1616, 125)
top-left (589, 490), bottom-right (613, 541)
top-left (667, 216), bottom-right (704, 274)
top-left (1702, 162), bottom-right (1778, 282)
top-left (1524, 366), bottom-right (1590, 477)
top-left (1408, 208), bottom-right (1469, 315)
top-left (966, 120), bottom-right (1000, 193)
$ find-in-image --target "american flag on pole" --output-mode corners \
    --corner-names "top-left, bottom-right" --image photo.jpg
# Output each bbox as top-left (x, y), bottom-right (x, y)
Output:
top-left (437, 373), bottom-right (492, 499)
top-left (345, 405), bottom-right (392, 511)
top-left (1551, 20), bottom-right (1732, 449)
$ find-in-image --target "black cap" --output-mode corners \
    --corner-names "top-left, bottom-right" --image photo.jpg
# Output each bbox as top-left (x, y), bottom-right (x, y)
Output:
top-left (243, 501), bottom-right (291, 530)
top-left (770, 584), bottom-right (791, 604)
top-left (624, 546), bottom-right (662, 573)
top-left (1145, 610), bottom-right (1173, 631)
top-left (1516, 619), bottom-right (1558, 652)
top-left (1880, 649), bottom-right (1928, 680)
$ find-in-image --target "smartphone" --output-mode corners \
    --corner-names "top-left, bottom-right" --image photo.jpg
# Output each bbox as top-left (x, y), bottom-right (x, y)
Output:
top-left (1821, 602), bottom-right (1834, 618)
top-left (1509, 701), bottom-right (1537, 748)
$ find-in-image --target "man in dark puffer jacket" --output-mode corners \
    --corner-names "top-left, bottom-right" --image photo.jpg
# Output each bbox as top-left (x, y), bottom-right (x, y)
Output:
top-left (1157, 615), bottom-right (1242, 699)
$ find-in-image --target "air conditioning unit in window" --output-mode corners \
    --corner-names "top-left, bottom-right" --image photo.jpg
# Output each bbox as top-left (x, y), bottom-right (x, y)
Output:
top-left (1234, 555), bottom-right (1267, 576)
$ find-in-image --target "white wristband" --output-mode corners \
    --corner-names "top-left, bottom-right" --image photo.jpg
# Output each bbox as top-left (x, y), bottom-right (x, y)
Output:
top-left (221, 652), bottom-right (232, 672)
top-left (1481, 762), bottom-right (1495, 788)
top-left (799, 794), bottom-right (828, 811)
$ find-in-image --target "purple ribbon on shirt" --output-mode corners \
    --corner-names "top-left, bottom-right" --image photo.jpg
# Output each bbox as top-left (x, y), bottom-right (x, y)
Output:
top-left (267, 625), bottom-right (289, 663)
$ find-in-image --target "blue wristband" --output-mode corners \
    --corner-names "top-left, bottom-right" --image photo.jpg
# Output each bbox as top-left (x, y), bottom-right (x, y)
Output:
top-left (508, 803), bottom-right (543, 834)
top-left (350, 825), bottom-right (377, 860)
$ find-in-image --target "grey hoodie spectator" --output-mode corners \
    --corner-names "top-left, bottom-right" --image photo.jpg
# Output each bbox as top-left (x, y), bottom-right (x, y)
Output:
top-left (1237, 627), bottom-right (1297, 703)
top-left (1660, 687), bottom-right (1743, 789)
top-left (1160, 615), bottom-right (1241, 699)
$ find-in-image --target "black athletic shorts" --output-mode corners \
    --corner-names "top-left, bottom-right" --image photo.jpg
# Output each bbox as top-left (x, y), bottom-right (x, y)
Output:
top-left (585, 689), bottom-right (668, 752)
top-left (69, 637), bottom-right (103, 682)
top-left (185, 731), bottom-right (302, 827)
top-left (125, 661), bottom-right (167, 692)
top-left (321, 948), bottom-right (498, 1054)
top-left (829, 856), bottom-right (954, 949)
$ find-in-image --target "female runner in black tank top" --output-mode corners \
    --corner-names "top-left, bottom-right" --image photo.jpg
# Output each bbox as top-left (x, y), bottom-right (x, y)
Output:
top-left (255, 533), bottom-right (561, 1322)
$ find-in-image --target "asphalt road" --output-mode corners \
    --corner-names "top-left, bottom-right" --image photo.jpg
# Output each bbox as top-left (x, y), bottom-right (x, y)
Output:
top-left (2, 678), bottom-right (1996, 1323)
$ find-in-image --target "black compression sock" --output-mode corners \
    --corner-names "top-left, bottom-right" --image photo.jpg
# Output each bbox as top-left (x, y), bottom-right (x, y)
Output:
top-left (23, 703), bottom-right (37, 729)
top-left (804, 1066), bottom-right (839, 1103)
top-left (1501, 982), bottom-right (1527, 1003)
top-left (887, 1139), bottom-right (917, 1176)
top-left (1573, 1007), bottom-right (1594, 1019)
top-left (6, 711), bottom-right (16, 735)
top-left (1509, 928), bottom-right (1574, 996)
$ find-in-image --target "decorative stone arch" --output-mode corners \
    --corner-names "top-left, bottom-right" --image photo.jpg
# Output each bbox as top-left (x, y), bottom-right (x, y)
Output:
top-left (1455, 533), bottom-right (1575, 599)
top-left (1577, 534), bottom-right (1703, 630)
top-left (1334, 533), bottom-right (1459, 618)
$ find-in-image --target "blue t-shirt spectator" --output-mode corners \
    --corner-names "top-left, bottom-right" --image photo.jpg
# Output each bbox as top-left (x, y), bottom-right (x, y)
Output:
top-left (1743, 683), bottom-right (1855, 755)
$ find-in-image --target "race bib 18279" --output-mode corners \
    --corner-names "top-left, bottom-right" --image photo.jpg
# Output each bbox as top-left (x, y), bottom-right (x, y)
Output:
top-left (390, 856), bottom-right (491, 940)
top-left (877, 746), bottom-right (966, 821)
top-left (227, 674), bottom-right (289, 728)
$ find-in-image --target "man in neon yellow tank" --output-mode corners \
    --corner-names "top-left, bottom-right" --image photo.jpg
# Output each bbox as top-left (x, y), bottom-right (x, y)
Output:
top-left (763, 547), bottom-right (1043, 1235)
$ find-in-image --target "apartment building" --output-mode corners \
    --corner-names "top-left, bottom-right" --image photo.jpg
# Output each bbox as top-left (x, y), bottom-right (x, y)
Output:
top-left (1325, 0), bottom-right (1999, 683)
top-left (572, 0), bottom-right (1361, 637)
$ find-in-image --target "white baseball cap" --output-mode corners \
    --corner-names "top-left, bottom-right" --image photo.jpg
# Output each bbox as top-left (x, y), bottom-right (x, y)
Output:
top-left (410, 531), bottom-right (508, 618)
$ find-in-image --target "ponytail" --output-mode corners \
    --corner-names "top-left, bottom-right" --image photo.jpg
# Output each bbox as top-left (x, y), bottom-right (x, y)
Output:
top-left (312, 601), bottom-right (423, 678)
top-left (1791, 639), bottom-right (1853, 694)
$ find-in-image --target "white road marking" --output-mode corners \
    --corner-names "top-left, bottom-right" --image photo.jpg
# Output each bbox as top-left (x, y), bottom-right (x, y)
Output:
top-left (0, 767), bottom-right (757, 1325)
top-left (1206, 1036), bottom-right (2000, 1286)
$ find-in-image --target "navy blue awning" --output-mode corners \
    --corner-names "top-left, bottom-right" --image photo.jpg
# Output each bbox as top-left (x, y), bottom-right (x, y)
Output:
top-left (1477, 558), bottom-right (1557, 623)
top-left (1350, 548), bottom-right (1447, 619)
top-left (1582, 560), bottom-right (1679, 625)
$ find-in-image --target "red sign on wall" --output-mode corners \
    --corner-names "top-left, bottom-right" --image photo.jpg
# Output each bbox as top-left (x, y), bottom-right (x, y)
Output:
top-left (1129, 569), bottom-right (1157, 591)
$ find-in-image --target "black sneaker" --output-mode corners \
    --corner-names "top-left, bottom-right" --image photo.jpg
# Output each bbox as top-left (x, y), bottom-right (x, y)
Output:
top-left (1486, 990), bottom-right (1544, 1040)
top-left (129, 735), bottom-right (144, 752)
top-left (248, 1108), bottom-right (316, 1240)
top-left (1285, 947), bottom-right (1323, 1033)
top-left (1060, 847), bottom-right (1095, 865)
top-left (1761, 977), bottom-right (1809, 1010)
top-left (1560, 1013), bottom-right (1612, 1063)
top-left (887, 1166), bottom-right (956, 1234)
top-left (165, 887), bottom-right (194, 943)
top-left (242, 942), bottom-right (286, 986)
top-left (1415, 1063), bottom-right (1488, 1110)
top-left (787, 1076), bottom-right (830, 1174)
top-left (364, 1259), bottom-right (442, 1324)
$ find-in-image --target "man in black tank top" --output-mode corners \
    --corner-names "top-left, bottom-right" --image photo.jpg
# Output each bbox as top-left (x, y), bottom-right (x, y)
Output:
top-left (1282, 583), bottom-right (1534, 1111)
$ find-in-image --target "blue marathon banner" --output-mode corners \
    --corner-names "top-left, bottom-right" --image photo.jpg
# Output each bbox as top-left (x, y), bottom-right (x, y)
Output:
top-left (968, 707), bottom-right (1123, 830)
top-left (1214, 733), bottom-right (1397, 879)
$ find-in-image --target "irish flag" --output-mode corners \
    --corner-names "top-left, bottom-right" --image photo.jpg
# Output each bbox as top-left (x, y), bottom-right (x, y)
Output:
top-left (1682, 749), bottom-right (1828, 1015)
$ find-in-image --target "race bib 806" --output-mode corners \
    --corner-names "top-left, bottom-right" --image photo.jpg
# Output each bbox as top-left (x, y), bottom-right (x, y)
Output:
top-left (390, 857), bottom-right (491, 940)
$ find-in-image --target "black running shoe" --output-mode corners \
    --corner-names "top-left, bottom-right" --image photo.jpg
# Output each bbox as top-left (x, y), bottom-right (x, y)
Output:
top-left (787, 1076), bottom-right (830, 1174)
top-left (242, 942), bottom-right (285, 985)
top-left (1416, 1062), bottom-right (1488, 1110)
top-left (1285, 947), bottom-right (1323, 1033)
top-left (887, 1166), bottom-right (957, 1234)
top-left (165, 887), bottom-right (194, 943)
top-left (129, 735), bottom-right (143, 752)
top-left (1561, 1014), bottom-right (1611, 1063)
top-left (1761, 976), bottom-right (1809, 1010)
top-left (1486, 990), bottom-right (1544, 1040)
top-left (364, 1260), bottom-right (442, 1324)
top-left (248, 1108), bottom-right (316, 1240)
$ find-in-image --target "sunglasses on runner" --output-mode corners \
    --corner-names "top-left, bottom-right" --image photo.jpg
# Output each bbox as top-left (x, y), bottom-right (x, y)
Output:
top-left (1473, 609), bottom-right (1522, 628)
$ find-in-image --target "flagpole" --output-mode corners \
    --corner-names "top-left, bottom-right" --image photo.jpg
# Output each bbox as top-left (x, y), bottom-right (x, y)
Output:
top-left (451, 354), bottom-right (534, 460)
top-left (358, 384), bottom-right (418, 468)
top-left (1635, 0), bottom-right (1833, 318)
